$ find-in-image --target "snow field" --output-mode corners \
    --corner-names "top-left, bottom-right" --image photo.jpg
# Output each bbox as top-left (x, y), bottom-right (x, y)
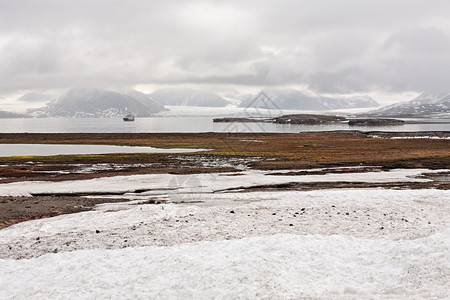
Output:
top-left (1, 229), bottom-right (449, 299)
top-left (0, 169), bottom-right (449, 299)
top-left (1, 189), bottom-right (448, 260)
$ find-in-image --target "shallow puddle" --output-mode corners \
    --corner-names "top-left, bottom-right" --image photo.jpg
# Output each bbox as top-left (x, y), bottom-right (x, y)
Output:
top-left (0, 144), bottom-right (208, 157)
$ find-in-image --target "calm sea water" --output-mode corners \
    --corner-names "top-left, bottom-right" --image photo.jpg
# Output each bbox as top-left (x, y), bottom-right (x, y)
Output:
top-left (0, 117), bottom-right (448, 133)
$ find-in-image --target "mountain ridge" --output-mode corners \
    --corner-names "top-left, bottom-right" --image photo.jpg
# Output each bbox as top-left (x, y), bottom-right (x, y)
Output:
top-left (30, 88), bottom-right (167, 118)
top-left (368, 93), bottom-right (450, 117)
top-left (0, 111), bottom-right (31, 118)
top-left (238, 88), bottom-right (379, 111)
top-left (151, 88), bottom-right (230, 107)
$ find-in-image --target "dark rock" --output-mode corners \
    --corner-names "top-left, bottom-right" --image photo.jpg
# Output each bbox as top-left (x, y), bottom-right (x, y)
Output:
top-left (275, 114), bottom-right (347, 125)
top-left (348, 118), bottom-right (404, 126)
top-left (213, 117), bottom-right (270, 123)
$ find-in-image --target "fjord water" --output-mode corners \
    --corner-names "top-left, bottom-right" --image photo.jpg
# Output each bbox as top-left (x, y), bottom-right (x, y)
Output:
top-left (0, 117), bottom-right (448, 133)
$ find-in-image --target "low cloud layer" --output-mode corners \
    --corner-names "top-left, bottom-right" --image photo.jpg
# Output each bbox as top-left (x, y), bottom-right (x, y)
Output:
top-left (1, 0), bottom-right (450, 96)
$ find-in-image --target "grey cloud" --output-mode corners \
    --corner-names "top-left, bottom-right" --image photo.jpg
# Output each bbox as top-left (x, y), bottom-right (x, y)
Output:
top-left (383, 27), bottom-right (450, 56)
top-left (307, 26), bottom-right (450, 93)
top-left (175, 39), bottom-right (262, 70)
top-left (0, 38), bottom-right (59, 75)
top-left (308, 68), bottom-right (371, 94)
top-left (1, 0), bottom-right (450, 96)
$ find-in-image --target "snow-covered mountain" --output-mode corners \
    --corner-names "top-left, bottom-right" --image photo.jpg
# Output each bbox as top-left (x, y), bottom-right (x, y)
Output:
top-left (238, 89), bottom-right (378, 110)
top-left (239, 89), bottom-right (324, 110)
top-left (0, 111), bottom-right (30, 118)
top-left (369, 93), bottom-right (450, 117)
top-left (151, 88), bottom-right (231, 107)
top-left (30, 88), bottom-right (166, 118)
top-left (320, 95), bottom-right (378, 110)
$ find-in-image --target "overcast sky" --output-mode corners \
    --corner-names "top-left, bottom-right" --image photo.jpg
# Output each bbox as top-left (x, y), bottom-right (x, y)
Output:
top-left (1, 0), bottom-right (450, 102)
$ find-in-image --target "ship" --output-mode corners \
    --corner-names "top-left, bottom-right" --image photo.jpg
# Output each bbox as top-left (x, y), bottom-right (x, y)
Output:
top-left (123, 113), bottom-right (135, 121)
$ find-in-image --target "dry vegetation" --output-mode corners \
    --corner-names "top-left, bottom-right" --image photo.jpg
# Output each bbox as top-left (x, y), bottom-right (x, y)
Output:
top-left (0, 132), bottom-right (448, 229)
top-left (0, 132), bottom-right (448, 169)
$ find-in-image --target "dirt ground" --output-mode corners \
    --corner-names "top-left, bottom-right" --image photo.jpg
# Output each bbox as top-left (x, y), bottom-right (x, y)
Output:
top-left (0, 196), bottom-right (131, 229)
top-left (0, 132), bottom-right (449, 229)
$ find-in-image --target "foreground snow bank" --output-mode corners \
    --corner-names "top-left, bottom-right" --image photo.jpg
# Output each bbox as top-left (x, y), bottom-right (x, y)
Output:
top-left (1, 189), bottom-right (448, 260)
top-left (1, 229), bottom-right (449, 299)
top-left (0, 169), bottom-right (448, 299)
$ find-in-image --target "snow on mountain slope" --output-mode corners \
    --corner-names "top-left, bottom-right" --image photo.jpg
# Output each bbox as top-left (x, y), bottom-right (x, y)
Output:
top-left (238, 88), bottom-right (378, 110)
top-left (151, 88), bottom-right (231, 107)
top-left (369, 93), bottom-right (450, 117)
top-left (239, 89), bottom-right (326, 110)
top-left (0, 111), bottom-right (31, 118)
top-left (30, 88), bottom-right (167, 118)
top-left (321, 95), bottom-right (378, 109)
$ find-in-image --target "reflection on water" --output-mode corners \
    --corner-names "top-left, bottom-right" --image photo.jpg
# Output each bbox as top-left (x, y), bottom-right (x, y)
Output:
top-left (0, 117), bottom-right (448, 133)
top-left (0, 144), bottom-right (207, 157)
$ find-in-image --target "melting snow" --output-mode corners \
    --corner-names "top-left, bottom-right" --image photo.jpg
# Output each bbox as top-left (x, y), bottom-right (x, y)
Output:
top-left (0, 168), bottom-right (438, 197)
top-left (1, 229), bottom-right (449, 299)
top-left (391, 136), bottom-right (450, 140)
top-left (0, 168), bottom-right (449, 299)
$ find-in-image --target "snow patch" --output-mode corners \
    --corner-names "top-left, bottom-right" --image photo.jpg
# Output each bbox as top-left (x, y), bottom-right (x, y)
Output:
top-left (0, 229), bottom-right (448, 299)
top-left (0, 168), bottom-right (435, 197)
top-left (391, 136), bottom-right (450, 140)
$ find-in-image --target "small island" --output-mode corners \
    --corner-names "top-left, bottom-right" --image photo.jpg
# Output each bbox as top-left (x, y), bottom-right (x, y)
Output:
top-left (214, 114), bottom-right (404, 126)
top-left (213, 114), bottom-right (347, 125)
top-left (274, 114), bottom-right (347, 125)
top-left (348, 118), bottom-right (405, 126)
top-left (212, 117), bottom-right (271, 123)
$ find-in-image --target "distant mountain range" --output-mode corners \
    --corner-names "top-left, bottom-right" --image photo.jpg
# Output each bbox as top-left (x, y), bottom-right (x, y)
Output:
top-left (238, 89), bottom-right (379, 111)
top-left (30, 88), bottom-right (167, 118)
top-left (150, 88), bottom-right (230, 107)
top-left (0, 111), bottom-right (30, 118)
top-left (368, 93), bottom-right (450, 117)
top-left (1, 88), bottom-right (449, 118)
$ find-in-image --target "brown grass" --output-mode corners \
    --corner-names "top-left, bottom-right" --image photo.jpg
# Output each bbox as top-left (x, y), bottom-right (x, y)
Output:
top-left (0, 132), bottom-right (448, 169)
